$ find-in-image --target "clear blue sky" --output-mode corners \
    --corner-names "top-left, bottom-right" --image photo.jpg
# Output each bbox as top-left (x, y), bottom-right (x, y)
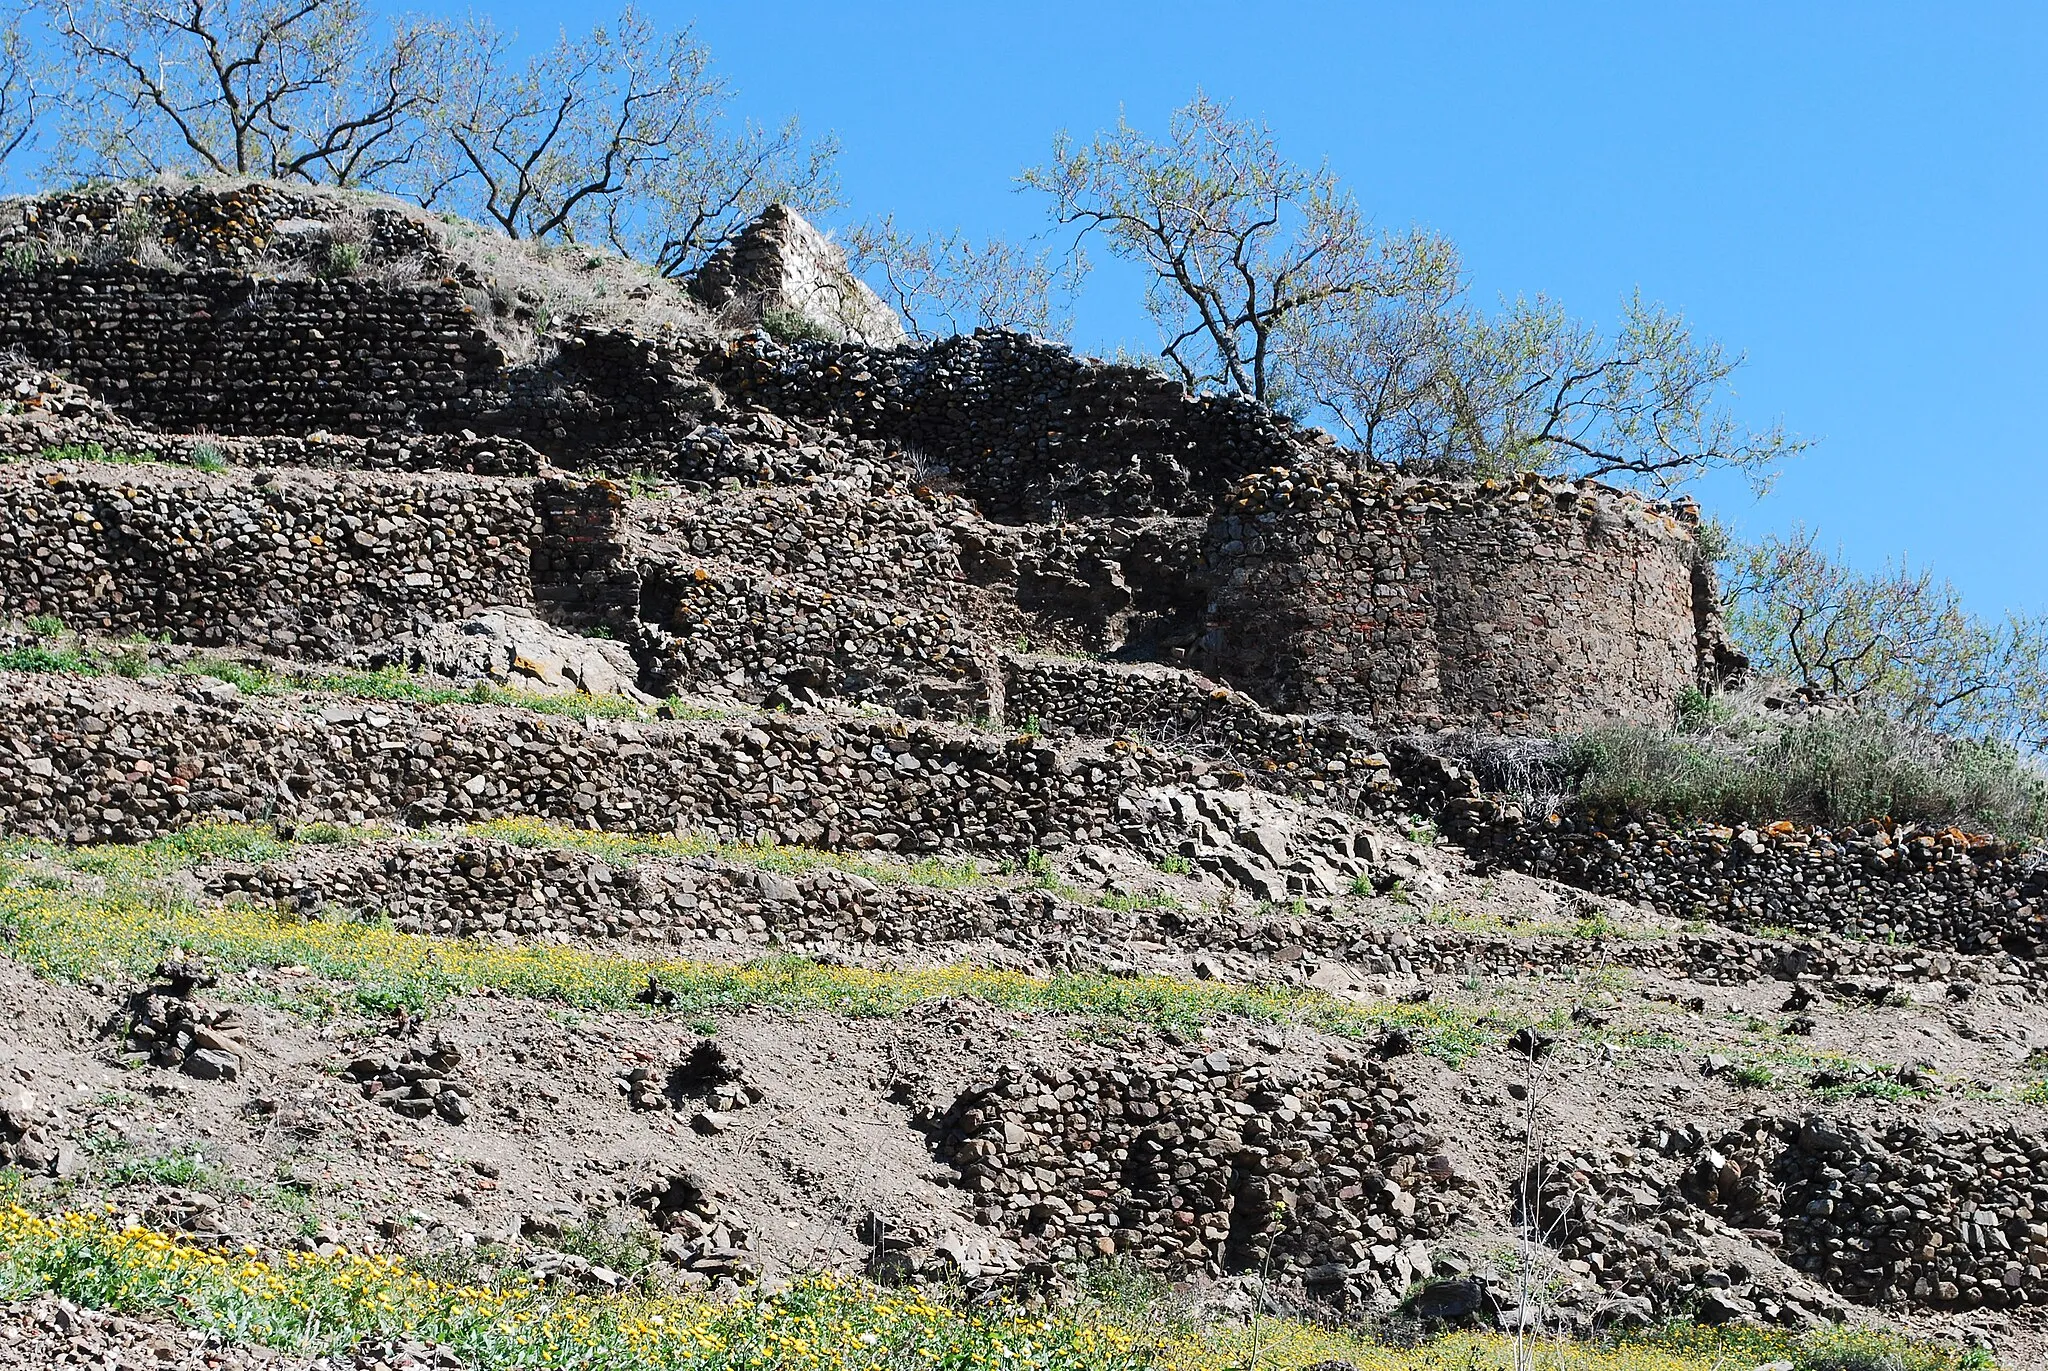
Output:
top-left (655, 0), bottom-right (2047, 621)
top-left (30, 2), bottom-right (2048, 618)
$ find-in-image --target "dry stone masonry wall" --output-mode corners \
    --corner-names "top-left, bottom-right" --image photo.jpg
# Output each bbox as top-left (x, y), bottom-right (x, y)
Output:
top-left (637, 480), bottom-right (970, 604)
top-left (1199, 463), bottom-right (1707, 730)
top-left (635, 566), bottom-right (985, 710)
top-left (0, 462), bottom-right (535, 654)
top-left (702, 330), bottom-right (1323, 519)
top-left (199, 835), bottom-right (2011, 1004)
top-left (1668, 1115), bottom-right (2048, 1312)
top-left (931, 1044), bottom-right (1457, 1304)
top-left (1443, 804), bottom-right (2048, 963)
top-left (0, 266), bottom-right (503, 435)
top-left (0, 675), bottom-right (1180, 855)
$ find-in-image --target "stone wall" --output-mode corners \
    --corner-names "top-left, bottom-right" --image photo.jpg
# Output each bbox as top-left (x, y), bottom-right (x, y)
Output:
top-left (0, 461), bottom-right (536, 655)
top-left (998, 655), bottom-right (1391, 803)
top-left (1199, 463), bottom-right (1706, 730)
top-left (208, 837), bottom-right (1036, 956)
top-left (634, 565), bottom-right (985, 710)
top-left (0, 675), bottom-right (1181, 855)
top-left (702, 330), bottom-right (1329, 519)
top-left (1672, 1115), bottom-right (2048, 1311)
top-left (0, 266), bottom-right (502, 435)
top-left (639, 480), bottom-right (971, 604)
top-left (1441, 802), bottom-right (2048, 962)
top-left (200, 835), bottom-right (2013, 995)
top-left (931, 1044), bottom-right (1456, 1301)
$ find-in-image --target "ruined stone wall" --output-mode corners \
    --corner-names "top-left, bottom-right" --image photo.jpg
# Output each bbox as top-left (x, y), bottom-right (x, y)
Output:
top-left (205, 836), bottom-right (2005, 993)
top-left (0, 462), bottom-right (537, 655)
top-left (932, 1046), bottom-right (1456, 1300)
top-left (1199, 463), bottom-right (1705, 730)
top-left (640, 481), bottom-right (970, 602)
top-left (0, 676), bottom-right (1180, 855)
top-left (635, 566), bottom-right (984, 709)
top-left (0, 266), bottom-right (503, 435)
top-left (1442, 801), bottom-right (2048, 960)
top-left (1671, 1115), bottom-right (2048, 1311)
top-left (702, 330), bottom-right (1325, 519)
top-left (532, 478), bottom-right (638, 630)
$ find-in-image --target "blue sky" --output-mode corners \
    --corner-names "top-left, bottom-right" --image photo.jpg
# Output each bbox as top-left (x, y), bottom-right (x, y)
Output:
top-left (25, 3), bottom-right (2048, 617)
top-left (662, 1), bottom-right (2047, 619)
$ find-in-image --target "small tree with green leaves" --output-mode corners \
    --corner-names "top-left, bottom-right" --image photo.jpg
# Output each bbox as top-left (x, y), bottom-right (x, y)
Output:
top-left (1725, 527), bottom-right (2048, 750)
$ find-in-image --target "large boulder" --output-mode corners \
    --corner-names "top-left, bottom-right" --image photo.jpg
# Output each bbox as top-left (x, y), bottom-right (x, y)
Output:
top-left (687, 204), bottom-right (905, 347)
top-left (356, 608), bottom-right (651, 702)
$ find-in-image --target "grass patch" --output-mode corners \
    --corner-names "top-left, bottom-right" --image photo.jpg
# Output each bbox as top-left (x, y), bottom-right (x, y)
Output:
top-left (0, 644), bottom-right (100, 674)
top-left (6, 822), bottom-right (297, 883)
top-left (465, 817), bottom-right (985, 891)
top-left (1810, 1079), bottom-right (1921, 1105)
top-left (19, 441), bottom-right (161, 467)
top-left (0, 877), bottom-right (1491, 1060)
top-left (0, 1209), bottom-right (1986, 1371)
top-left (104, 1152), bottom-right (217, 1190)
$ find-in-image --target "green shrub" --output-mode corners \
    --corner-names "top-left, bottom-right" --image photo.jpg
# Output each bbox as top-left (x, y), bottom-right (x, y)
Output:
top-left (0, 645), bottom-right (98, 674)
top-left (1564, 703), bottom-right (2048, 841)
top-left (318, 241), bottom-right (364, 279)
top-left (760, 302), bottom-right (841, 344)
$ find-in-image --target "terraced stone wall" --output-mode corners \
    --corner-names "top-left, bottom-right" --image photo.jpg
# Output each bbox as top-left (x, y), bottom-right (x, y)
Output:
top-left (1674, 1116), bottom-right (2048, 1311)
top-left (1442, 802), bottom-right (2048, 962)
top-left (641, 482), bottom-right (970, 602)
top-left (0, 463), bottom-right (536, 655)
top-left (204, 836), bottom-right (2003, 992)
top-left (0, 266), bottom-right (502, 434)
top-left (210, 838), bottom-right (1063, 955)
top-left (932, 1047), bottom-right (1456, 1301)
top-left (1199, 463), bottom-right (1707, 731)
top-left (702, 330), bottom-right (1324, 518)
top-left (634, 566), bottom-right (985, 710)
top-left (0, 677), bottom-right (1185, 854)
top-left (998, 655), bottom-right (1397, 806)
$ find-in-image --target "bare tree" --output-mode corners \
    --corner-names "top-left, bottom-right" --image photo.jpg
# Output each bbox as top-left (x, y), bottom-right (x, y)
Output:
top-left (1027, 92), bottom-right (1800, 496)
top-left (1292, 280), bottom-right (1798, 494)
top-left (618, 116), bottom-right (838, 279)
top-left (842, 214), bottom-right (1084, 341)
top-left (51, 0), bottom-right (454, 185)
top-left (1726, 526), bottom-right (2048, 750)
top-left (0, 4), bottom-right (48, 178)
top-left (1021, 91), bottom-right (1391, 404)
top-left (421, 7), bottom-right (836, 275)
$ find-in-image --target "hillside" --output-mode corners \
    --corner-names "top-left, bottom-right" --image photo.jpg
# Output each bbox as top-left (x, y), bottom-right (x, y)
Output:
top-left (0, 179), bottom-right (2039, 1370)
